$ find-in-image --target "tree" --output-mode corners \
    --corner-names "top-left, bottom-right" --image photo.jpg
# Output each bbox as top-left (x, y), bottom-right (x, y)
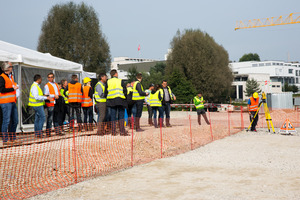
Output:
top-left (127, 66), bottom-right (138, 83)
top-left (37, 2), bottom-right (111, 73)
top-left (244, 78), bottom-right (262, 97)
top-left (166, 29), bottom-right (233, 102)
top-left (239, 53), bottom-right (260, 62)
top-left (283, 83), bottom-right (299, 93)
top-left (168, 68), bottom-right (196, 104)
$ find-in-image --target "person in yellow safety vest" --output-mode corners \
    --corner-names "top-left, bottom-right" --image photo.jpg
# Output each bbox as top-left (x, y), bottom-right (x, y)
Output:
top-left (132, 73), bottom-right (149, 132)
top-left (0, 62), bottom-right (21, 145)
top-left (60, 79), bottom-right (69, 124)
top-left (145, 83), bottom-right (155, 126)
top-left (193, 92), bottom-right (210, 125)
top-left (28, 74), bottom-right (51, 138)
top-left (94, 73), bottom-right (108, 135)
top-left (44, 72), bottom-right (60, 137)
top-left (149, 84), bottom-right (164, 128)
top-left (64, 74), bottom-right (83, 132)
top-left (82, 77), bottom-right (93, 132)
top-left (104, 69), bottom-right (129, 136)
top-left (161, 80), bottom-right (176, 127)
top-left (248, 92), bottom-right (260, 132)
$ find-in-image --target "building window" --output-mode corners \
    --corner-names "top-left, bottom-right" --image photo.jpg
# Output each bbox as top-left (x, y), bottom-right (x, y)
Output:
top-left (272, 85), bottom-right (276, 87)
top-left (259, 63), bottom-right (264, 66)
top-left (280, 63), bottom-right (283, 66)
top-left (289, 69), bottom-right (293, 74)
top-left (252, 64), bottom-right (258, 67)
top-left (296, 78), bottom-right (299, 84)
top-left (234, 78), bottom-right (240, 81)
top-left (272, 63), bottom-right (276, 65)
top-left (266, 63), bottom-right (271, 66)
top-left (241, 77), bottom-right (248, 81)
top-left (277, 85), bottom-right (280, 87)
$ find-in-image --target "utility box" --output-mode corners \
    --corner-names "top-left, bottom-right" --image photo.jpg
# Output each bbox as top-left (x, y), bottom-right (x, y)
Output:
top-left (266, 92), bottom-right (293, 110)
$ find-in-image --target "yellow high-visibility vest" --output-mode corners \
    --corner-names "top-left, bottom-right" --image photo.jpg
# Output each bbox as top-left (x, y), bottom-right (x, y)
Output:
top-left (149, 90), bottom-right (162, 107)
top-left (28, 82), bottom-right (45, 107)
top-left (94, 81), bottom-right (107, 103)
top-left (132, 81), bottom-right (145, 100)
top-left (107, 77), bottom-right (125, 99)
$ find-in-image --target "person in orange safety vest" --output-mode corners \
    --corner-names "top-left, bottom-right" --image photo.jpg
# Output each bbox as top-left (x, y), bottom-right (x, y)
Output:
top-left (82, 77), bottom-right (93, 131)
top-left (247, 92), bottom-right (260, 132)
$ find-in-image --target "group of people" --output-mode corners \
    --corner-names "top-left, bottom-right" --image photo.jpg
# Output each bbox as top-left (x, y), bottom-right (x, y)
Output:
top-left (1, 60), bottom-right (217, 146)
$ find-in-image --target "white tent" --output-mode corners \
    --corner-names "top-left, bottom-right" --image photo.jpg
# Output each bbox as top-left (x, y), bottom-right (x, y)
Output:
top-left (0, 40), bottom-right (83, 131)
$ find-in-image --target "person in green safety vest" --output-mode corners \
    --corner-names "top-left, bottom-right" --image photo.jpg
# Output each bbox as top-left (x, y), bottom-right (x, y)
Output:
top-left (60, 79), bottom-right (69, 124)
top-left (193, 92), bottom-right (210, 125)
top-left (28, 74), bottom-right (51, 137)
top-left (145, 83), bottom-right (155, 126)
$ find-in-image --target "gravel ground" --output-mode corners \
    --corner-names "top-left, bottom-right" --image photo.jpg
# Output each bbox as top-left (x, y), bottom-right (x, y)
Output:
top-left (28, 128), bottom-right (300, 200)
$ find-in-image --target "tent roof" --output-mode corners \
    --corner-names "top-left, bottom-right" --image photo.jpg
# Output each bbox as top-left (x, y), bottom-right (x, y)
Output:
top-left (0, 40), bottom-right (82, 72)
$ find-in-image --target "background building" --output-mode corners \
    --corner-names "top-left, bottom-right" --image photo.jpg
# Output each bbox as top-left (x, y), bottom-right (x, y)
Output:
top-left (229, 60), bottom-right (300, 100)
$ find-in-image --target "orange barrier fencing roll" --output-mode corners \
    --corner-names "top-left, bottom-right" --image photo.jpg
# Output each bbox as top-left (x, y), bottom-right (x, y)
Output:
top-left (0, 109), bottom-right (299, 199)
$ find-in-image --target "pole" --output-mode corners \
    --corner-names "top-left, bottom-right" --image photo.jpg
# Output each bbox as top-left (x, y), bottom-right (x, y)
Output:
top-left (207, 109), bottom-right (214, 141)
top-left (72, 120), bottom-right (77, 184)
top-left (228, 105), bottom-right (231, 136)
top-left (189, 115), bottom-right (193, 150)
top-left (131, 116), bottom-right (134, 167)
top-left (240, 106), bottom-right (244, 130)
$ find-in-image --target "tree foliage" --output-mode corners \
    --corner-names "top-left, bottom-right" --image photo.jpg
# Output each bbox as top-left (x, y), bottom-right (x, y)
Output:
top-left (166, 29), bottom-right (233, 102)
top-left (239, 53), bottom-right (260, 62)
top-left (37, 2), bottom-right (111, 73)
top-left (168, 68), bottom-right (196, 104)
top-left (283, 83), bottom-right (299, 93)
top-left (244, 78), bottom-right (262, 97)
top-left (127, 66), bottom-right (138, 83)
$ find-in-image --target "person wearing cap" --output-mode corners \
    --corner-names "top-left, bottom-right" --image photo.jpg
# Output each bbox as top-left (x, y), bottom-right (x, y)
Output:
top-left (0, 61), bottom-right (21, 145)
top-left (145, 83), bottom-right (155, 126)
top-left (193, 92), bottom-right (210, 125)
top-left (248, 92), bottom-right (260, 132)
top-left (82, 77), bottom-right (93, 132)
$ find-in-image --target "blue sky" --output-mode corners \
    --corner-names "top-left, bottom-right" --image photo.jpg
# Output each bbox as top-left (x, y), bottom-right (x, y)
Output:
top-left (1, 0), bottom-right (300, 62)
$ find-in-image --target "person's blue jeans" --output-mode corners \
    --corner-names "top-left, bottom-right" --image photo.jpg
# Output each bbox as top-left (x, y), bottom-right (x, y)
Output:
top-left (1, 102), bottom-right (18, 142)
top-left (33, 106), bottom-right (45, 137)
top-left (83, 106), bottom-right (93, 123)
top-left (132, 100), bottom-right (144, 118)
top-left (152, 106), bottom-right (164, 119)
top-left (110, 106), bottom-right (125, 134)
top-left (46, 106), bottom-right (54, 130)
top-left (162, 102), bottom-right (171, 119)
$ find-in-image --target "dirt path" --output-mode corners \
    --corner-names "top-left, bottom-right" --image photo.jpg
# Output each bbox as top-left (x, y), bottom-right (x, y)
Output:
top-left (29, 129), bottom-right (300, 200)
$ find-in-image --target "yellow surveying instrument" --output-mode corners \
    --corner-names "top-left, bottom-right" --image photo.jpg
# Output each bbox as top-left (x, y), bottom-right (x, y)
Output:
top-left (247, 92), bottom-right (275, 133)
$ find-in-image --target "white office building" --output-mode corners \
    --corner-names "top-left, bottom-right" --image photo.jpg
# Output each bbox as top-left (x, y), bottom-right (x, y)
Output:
top-left (229, 61), bottom-right (300, 100)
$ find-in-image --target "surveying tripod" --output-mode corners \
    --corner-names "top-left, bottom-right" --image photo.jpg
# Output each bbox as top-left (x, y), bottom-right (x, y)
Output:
top-left (247, 92), bottom-right (275, 133)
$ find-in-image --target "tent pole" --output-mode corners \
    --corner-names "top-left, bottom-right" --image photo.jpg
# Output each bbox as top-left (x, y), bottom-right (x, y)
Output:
top-left (17, 63), bottom-right (23, 133)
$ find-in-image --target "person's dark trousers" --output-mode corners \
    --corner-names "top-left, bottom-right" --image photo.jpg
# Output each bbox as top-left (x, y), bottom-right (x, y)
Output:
top-left (147, 104), bottom-right (153, 125)
top-left (33, 106), bottom-right (46, 137)
top-left (69, 103), bottom-right (83, 131)
top-left (83, 106), bottom-right (93, 124)
top-left (0, 102), bottom-right (18, 142)
top-left (250, 111), bottom-right (259, 131)
top-left (0, 106), bottom-right (2, 138)
top-left (127, 104), bottom-right (134, 127)
top-left (110, 106), bottom-right (125, 135)
top-left (133, 100), bottom-right (144, 131)
top-left (62, 104), bottom-right (70, 123)
top-left (162, 102), bottom-right (171, 127)
top-left (96, 102), bottom-right (106, 135)
top-left (53, 111), bottom-right (64, 135)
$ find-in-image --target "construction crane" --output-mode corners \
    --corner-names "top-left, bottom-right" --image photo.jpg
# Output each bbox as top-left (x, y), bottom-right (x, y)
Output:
top-left (235, 12), bottom-right (300, 30)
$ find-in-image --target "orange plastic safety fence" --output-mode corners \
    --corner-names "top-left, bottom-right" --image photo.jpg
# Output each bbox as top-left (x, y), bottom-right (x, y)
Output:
top-left (0, 109), bottom-right (299, 199)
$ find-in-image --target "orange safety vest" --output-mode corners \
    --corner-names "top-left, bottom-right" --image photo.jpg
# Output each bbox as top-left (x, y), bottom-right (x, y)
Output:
top-left (68, 82), bottom-right (82, 103)
top-left (249, 97), bottom-right (259, 111)
top-left (81, 85), bottom-right (93, 107)
top-left (45, 82), bottom-right (60, 107)
top-left (0, 73), bottom-right (17, 104)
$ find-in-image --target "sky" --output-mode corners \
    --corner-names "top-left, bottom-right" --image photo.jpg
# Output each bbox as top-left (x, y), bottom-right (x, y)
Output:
top-left (1, 0), bottom-right (300, 62)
